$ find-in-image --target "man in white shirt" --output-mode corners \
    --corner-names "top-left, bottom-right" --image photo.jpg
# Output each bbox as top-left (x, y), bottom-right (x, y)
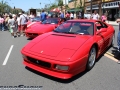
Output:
top-left (92, 10), bottom-right (100, 20)
top-left (20, 11), bottom-right (28, 36)
top-left (29, 12), bottom-right (35, 22)
top-left (70, 12), bottom-right (74, 19)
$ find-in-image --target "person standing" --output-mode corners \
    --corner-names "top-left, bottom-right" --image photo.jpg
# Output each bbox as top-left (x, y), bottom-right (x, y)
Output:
top-left (91, 10), bottom-right (100, 20)
top-left (4, 14), bottom-right (9, 30)
top-left (0, 15), bottom-right (5, 31)
top-left (116, 18), bottom-right (120, 64)
top-left (8, 15), bottom-right (16, 38)
top-left (70, 12), bottom-right (74, 19)
top-left (65, 12), bottom-right (70, 20)
top-left (17, 14), bottom-right (21, 36)
top-left (60, 11), bottom-right (64, 19)
top-left (78, 11), bottom-right (82, 19)
top-left (101, 13), bottom-right (107, 22)
top-left (29, 12), bottom-right (35, 22)
top-left (20, 11), bottom-right (28, 36)
top-left (40, 10), bottom-right (47, 22)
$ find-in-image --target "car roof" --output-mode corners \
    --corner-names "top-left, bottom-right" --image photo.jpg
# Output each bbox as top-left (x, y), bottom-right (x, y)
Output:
top-left (67, 19), bottom-right (101, 23)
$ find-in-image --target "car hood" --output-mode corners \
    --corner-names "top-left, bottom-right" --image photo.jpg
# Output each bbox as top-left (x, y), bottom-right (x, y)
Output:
top-left (30, 33), bottom-right (91, 57)
top-left (26, 24), bottom-right (56, 33)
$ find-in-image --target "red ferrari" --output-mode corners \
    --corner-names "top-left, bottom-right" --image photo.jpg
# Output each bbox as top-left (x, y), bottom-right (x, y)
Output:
top-left (21, 19), bottom-right (115, 79)
top-left (25, 18), bottom-right (61, 39)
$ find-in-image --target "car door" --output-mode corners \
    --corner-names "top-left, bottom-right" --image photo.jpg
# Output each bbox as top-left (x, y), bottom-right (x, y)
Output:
top-left (100, 21), bottom-right (111, 48)
top-left (95, 21), bottom-right (109, 53)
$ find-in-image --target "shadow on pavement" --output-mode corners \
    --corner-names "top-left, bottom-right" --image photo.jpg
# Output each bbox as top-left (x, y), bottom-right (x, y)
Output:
top-left (27, 38), bottom-right (33, 40)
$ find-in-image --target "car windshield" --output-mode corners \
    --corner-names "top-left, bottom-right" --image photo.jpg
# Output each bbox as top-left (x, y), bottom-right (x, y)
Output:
top-left (54, 21), bottom-right (94, 35)
top-left (42, 19), bottom-right (59, 24)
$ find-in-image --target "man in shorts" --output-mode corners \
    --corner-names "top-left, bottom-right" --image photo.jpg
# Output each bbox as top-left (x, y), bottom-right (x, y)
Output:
top-left (20, 11), bottom-right (27, 36)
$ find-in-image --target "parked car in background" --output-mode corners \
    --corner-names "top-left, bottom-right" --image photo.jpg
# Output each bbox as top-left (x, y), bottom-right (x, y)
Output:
top-left (25, 18), bottom-right (62, 39)
top-left (21, 19), bottom-right (115, 79)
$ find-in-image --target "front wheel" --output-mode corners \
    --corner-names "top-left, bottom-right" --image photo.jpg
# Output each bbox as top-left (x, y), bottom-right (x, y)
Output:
top-left (86, 46), bottom-right (97, 71)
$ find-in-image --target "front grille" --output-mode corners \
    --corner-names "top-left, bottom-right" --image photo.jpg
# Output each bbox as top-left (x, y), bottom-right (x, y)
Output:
top-left (27, 56), bottom-right (51, 68)
top-left (27, 33), bottom-right (38, 36)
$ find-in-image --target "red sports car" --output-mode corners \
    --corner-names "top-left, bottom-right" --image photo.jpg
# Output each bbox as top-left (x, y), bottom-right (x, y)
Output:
top-left (25, 18), bottom-right (62, 39)
top-left (21, 19), bottom-right (115, 79)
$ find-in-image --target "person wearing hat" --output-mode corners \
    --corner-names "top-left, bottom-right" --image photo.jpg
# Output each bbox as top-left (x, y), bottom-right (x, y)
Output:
top-left (8, 15), bottom-right (16, 38)
top-left (40, 10), bottom-right (47, 22)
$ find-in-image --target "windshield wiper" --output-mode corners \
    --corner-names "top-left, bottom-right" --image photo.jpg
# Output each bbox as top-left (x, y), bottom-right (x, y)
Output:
top-left (53, 30), bottom-right (61, 33)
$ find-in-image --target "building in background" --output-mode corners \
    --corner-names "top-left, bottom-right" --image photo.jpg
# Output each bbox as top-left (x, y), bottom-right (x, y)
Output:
top-left (68, 0), bottom-right (84, 12)
top-left (84, 0), bottom-right (120, 21)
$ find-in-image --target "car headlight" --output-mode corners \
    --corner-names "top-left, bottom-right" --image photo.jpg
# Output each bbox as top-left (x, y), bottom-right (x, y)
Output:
top-left (22, 54), bottom-right (27, 60)
top-left (55, 65), bottom-right (69, 71)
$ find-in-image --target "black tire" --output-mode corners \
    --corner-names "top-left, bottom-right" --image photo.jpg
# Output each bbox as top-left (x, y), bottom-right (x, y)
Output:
top-left (86, 46), bottom-right (97, 71)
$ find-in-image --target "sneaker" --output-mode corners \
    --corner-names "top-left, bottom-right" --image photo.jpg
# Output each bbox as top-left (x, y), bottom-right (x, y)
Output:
top-left (12, 36), bottom-right (15, 38)
top-left (117, 47), bottom-right (120, 52)
top-left (21, 34), bottom-right (23, 36)
top-left (117, 60), bottom-right (120, 64)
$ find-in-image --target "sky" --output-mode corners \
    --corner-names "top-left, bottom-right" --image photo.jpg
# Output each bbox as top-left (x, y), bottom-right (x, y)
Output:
top-left (7, 0), bottom-right (56, 11)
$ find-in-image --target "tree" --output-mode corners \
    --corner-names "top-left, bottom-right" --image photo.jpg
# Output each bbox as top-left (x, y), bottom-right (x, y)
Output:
top-left (57, 0), bottom-right (63, 11)
top-left (77, 0), bottom-right (84, 11)
top-left (49, 3), bottom-right (58, 10)
top-left (0, 0), bottom-right (12, 14)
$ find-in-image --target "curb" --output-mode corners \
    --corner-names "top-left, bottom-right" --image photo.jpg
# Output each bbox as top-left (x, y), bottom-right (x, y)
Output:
top-left (109, 24), bottom-right (119, 26)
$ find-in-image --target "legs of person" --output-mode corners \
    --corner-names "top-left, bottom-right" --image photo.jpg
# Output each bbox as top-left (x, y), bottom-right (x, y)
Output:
top-left (10, 27), bottom-right (14, 37)
top-left (17, 25), bottom-right (21, 36)
top-left (0, 23), bottom-right (1, 31)
top-left (1, 23), bottom-right (4, 31)
top-left (23, 24), bottom-right (27, 36)
top-left (20, 25), bottom-right (24, 36)
top-left (13, 27), bottom-right (18, 37)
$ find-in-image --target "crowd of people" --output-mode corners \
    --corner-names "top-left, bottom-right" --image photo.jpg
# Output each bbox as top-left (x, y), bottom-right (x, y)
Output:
top-left (0, 11), bottom-right (29, 38)
top-left (0, 10), bottom-right (115, 38)
top-left (84, 10), bottom-right (107, 22)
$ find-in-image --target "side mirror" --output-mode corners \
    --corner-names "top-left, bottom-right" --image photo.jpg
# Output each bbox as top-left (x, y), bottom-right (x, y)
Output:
top-left (96, 28), bottom-right (107, 35)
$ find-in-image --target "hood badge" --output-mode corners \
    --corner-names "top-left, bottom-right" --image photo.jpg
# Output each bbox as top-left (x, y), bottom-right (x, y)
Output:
top-left (40, 51), bottom-right (43, 53)
top-left (36, 60), bottom-right (39, 64)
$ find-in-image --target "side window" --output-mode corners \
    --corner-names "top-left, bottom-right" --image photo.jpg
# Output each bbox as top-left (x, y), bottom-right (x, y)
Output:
top-left (101, 22), bottom-right (108, 28)
top-left (95, 21), bottom-right (102, 30)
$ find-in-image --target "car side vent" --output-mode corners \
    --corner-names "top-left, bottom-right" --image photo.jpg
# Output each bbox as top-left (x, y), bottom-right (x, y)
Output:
top-left (52, 34), bottom-right (76, 37)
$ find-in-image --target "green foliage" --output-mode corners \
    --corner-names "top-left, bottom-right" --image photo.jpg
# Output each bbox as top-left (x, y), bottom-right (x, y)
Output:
top-left (75, 0), bottom-right (84, 12)
top-left (0, 0), bottom-right (12, 14)
top-left (58, 0), bottom-right (63, 6)
top-left (49, 3), bottom-right (58, 10)
top-left (65, 5), bottom-right (69, 10)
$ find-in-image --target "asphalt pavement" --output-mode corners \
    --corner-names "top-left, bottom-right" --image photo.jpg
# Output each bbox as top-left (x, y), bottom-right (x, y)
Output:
top-left (0, 26), bottom-right (120, 90)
